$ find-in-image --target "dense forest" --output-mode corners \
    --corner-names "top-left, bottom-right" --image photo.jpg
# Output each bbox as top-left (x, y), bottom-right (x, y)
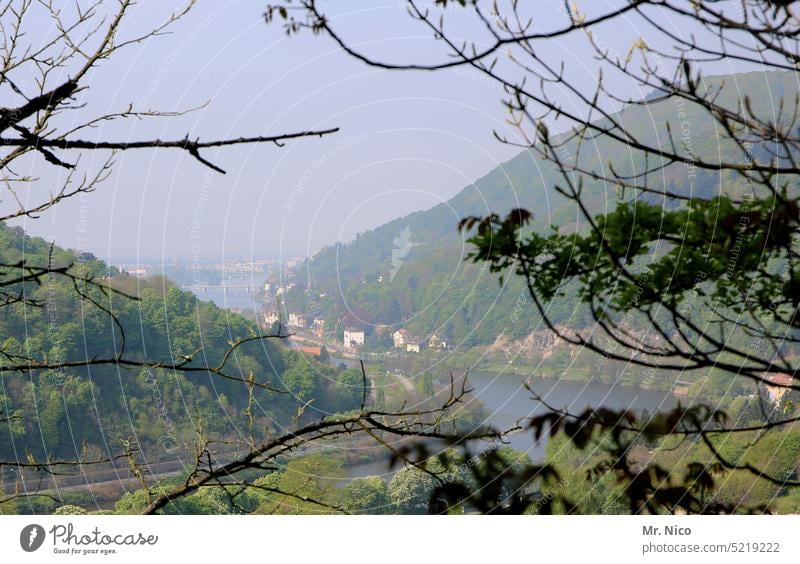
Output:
top-left (0, 223), bottom-right (365, 463)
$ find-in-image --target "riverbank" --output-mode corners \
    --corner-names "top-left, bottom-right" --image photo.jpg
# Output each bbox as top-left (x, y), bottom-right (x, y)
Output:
top-left (354, 347), bottom-right (686, 395)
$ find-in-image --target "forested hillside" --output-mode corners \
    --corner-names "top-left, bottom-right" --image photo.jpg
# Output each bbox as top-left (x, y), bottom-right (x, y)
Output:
top-left (285, 70), bottom-right (798, 348)
top-left (0, 223), bottom-right (361, 462)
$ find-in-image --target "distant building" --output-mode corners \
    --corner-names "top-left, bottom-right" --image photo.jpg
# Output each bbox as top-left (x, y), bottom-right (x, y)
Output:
top-left (393, 329), bottom-right (410, 348)
top-left (264, 311), bottom-right (280, 326)
top-left (672, 385), bottom-right (690, 397)
top-left (344, 328), bottom-right (365, 351)
top-left (312, 317), bottom-right (325, 338)
top-left (764, 373), bottom-right (794, 404)
top-left (288, 313), bottom-right (305, 328)
top-left (286, 257), bottom-right (304, 269)
top-left (429, 334), bottom-right (447, 350)
top-left (212, 261), bottom-right (265, 273)
top-left (127, 268), bottom-right (148, 278)
top-left (406, 338), bottom-right (427, 354)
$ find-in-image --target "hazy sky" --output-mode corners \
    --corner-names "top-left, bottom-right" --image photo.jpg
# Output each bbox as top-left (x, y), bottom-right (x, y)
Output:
top-left (11, 1), bottom-right (742, 264)
top-left (12, 1), bottom-right (514, 263)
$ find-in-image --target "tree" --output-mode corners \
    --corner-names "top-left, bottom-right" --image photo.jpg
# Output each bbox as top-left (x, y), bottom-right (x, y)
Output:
top-left (255, 454), bottom-right (344, 515)
top-left (0, 0), bottom-right (334, 508)
top-left (422, 373), bottom-right (435, 397)
top-left (114, 484), bottom-right (258, 515)
top-left (389, 466), bottom-right (437, 514)
top-left (265, 0), bottom-right (800, 513)
top-left (0, 2), bottom-right (484, 514)
top-left (539, 435), bottom-right (626, 515)
top-left (54, 505), bottom-right (88, 516)
top-left (334, 368), bottom-right (368, 411)
top-left (341, 476), bottom-right (391, 514)
top-left (282, 362), bottom-right (321, 403)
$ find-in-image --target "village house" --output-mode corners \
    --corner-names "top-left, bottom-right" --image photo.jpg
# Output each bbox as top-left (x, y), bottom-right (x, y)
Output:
top-left (393, 329), bottom-right (410, 348)
top-left (764, 373), bottom-right (794, 405)
top-left (429, 334), bottom-right (447, 350)
top-left (264, 311), bottom-right (280, 325)
top-left (288, 313), bottom-right (305, 328)
top-left (343, 328), bottom-right (365, 351)
top-left (406, 338), bottom-right (427, 354)
top-left (312, 317), bottom-right (325, 338)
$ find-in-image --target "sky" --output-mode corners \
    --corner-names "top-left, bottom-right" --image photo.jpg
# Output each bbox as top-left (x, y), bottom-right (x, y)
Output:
top-left (8, 1), bottom-right (748, 264)
top-left (10, 1), bottom-right (520, 263)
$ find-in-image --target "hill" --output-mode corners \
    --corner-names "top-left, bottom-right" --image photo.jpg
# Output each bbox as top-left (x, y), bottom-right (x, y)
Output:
top-left (0, 223), bottom-right (362, 463)
top-left (283, 70), bottom-right (799, 348)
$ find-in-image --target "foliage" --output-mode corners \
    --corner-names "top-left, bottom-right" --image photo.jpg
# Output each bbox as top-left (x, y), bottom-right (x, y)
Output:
top-left (54, 504), bottom-right (88, 515)
top-left (340, 476), bottom-right (391, 514)
top-left (114, 484), bottom-right (259, 515)
top-left (388, 466), bottom-right (437, 515)
top-left (255, 454), bottom-right (345, 514)
top-left (0, 223), bottom-right (357, 466)
top-left (387, 446), bottom-right (548, 515)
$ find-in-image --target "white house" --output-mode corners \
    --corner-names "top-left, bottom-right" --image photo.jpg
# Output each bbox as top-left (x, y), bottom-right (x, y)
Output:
top-left (288, 313), bottom-right (305, 328)
top-left (393, 329), bottom-right (409, 348)
top-left (406, 338), bottom-right (427, 353)
top-left (344, 328), bottom-right (365, 350)
top-left (764, 373), bottom-right (794, 405)
top-left (429, 334), bottom-right (447, 350)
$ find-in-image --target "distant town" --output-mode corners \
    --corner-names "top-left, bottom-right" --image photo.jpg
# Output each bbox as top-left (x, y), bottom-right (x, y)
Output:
top-left (115, 256), bottom-right (450, 360)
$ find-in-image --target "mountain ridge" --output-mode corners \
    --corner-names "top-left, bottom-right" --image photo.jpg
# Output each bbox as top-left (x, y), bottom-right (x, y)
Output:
top-left (284, 70), bottom-right (800, 348)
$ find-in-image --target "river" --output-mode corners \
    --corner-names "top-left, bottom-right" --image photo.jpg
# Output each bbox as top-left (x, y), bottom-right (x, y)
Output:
top-left (465, 371), bottom-right (677, 459)
top-left (183, 282), bottom-right (676, 466)
top-left (344, 370), bottom-right (677, 479)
